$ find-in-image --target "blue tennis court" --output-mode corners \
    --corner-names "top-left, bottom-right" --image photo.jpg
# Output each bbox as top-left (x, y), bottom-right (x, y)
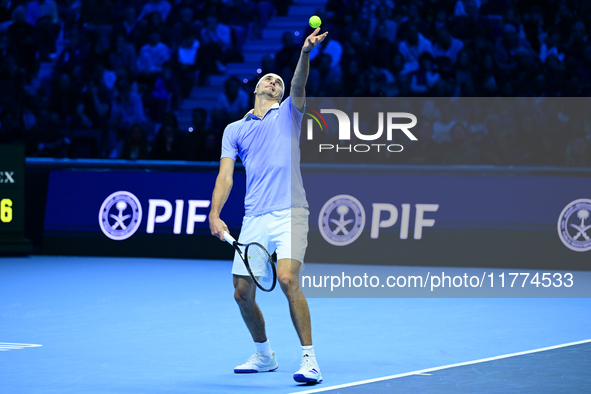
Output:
top-left (1, 256), bottom-right (590, 393)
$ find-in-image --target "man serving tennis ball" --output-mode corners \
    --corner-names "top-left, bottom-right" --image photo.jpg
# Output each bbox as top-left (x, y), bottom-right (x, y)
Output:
top-left (209, 26), bottom-right (328, 383)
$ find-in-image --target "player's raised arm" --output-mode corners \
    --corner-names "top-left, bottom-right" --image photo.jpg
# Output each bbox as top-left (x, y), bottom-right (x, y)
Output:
top-left (209, 157), bottom-right (235, 241)
top-left (291, 28), bottom-right (328, 111)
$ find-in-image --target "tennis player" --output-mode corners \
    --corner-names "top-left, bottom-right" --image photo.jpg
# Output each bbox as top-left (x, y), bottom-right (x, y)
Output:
top-left (209, 28), bottom-right (328, 384)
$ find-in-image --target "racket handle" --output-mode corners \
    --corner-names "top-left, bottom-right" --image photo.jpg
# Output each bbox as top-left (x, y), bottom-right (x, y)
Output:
top-left (223, 231), bottom-right (236, 244)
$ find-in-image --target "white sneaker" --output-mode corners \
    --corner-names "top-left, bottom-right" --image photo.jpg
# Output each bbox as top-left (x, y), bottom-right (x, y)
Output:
top-left (293, 357), bottom-right (322, 383)
top-left (234, 352), bottom-right (278, 373)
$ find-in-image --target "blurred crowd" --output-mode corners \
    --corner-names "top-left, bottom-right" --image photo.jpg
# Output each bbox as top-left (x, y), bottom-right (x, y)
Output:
top-left (0, 0), bottom-right (589, 166)
top-left (300, 97), bottom-right (590, 166)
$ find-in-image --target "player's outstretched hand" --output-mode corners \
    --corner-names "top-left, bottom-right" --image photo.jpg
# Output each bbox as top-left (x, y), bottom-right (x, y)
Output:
top-left (302, 28), bottom-right (328, 53)
top-left (210, 216), bottom-right (229, 241)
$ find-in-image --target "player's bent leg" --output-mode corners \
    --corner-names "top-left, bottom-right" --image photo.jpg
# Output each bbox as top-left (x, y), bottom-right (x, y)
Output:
top-left (233, 274), bottom-right (267, 343)
top-left (277, 259), bottom-right (322, 383)
top-left (233, 275), bottom-right (278, 373)
top-left (277, 259), bottom-right (312, 345)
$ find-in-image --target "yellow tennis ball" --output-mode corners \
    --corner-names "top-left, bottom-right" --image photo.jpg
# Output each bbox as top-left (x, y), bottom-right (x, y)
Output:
top-left (309, 15), bottom-right (321, 29)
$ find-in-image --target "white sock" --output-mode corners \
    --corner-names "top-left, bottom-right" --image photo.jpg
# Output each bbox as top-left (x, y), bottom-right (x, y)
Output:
top-left (255, 340), bottom-right (272, 357)
top-left (302, 345), bottom-right (315, 359)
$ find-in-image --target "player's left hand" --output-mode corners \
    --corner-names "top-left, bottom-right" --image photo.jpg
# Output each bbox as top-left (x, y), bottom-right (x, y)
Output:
top-left (302, 28), bottom-right (328, 53)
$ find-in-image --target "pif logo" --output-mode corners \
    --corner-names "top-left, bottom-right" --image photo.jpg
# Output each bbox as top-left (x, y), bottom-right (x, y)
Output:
top-left (318, 195), bottom-right (366, 246)
top-left (318, 195), bottom-right (439, 246)
top-left (558, 199), bottom-right (591, 252)
top-left (99, 191), bottom-right (143, 240)
top-left (305, 109), bottom-right (417, 153)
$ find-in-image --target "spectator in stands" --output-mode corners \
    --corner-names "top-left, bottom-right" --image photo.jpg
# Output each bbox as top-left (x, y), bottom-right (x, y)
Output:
top-left (542, 53), bottom-right (567, 96)
top-left (55, 28), bottom-right (89, 77)
top-left (431, 9), bottom-right (449, 38)
top-left (494, 24), bottom-right (537, 71)
top-left (442, 122), bottom-right (481, 164)
top-left (474, 53), bottom-right (500, 96)
top-left (0, 108), bottom-right (20, 143)
top-left (274, 32), bottom-right (299, 76)
top-left (26, 0), bottom-right (58, 26)
top-left (482, 130), bottom-right (523, 165)
top-left (170, 7), bottom-right (201, 49)
top-left (405, 120), bottom-right (442, 164)
top-left (397, 3), bottom-right (430, 41)
top-left (452, 50), bottom-right (474, 95)
top-left (367, 5), bottom-right (397, 43)
top-left (536, 133), bottom-right (562, 166)
top-left (201, 15), bottom-right (231, 53)
top-left (431, 103), bottom-right (456, 144)
top-left (368, 23), bottom-right (397, 71)
top-left (7, 6), bottom-right (38, 81)
top-left (47, 72), bottom-right (80, 128)
top-left (342, 59), bottom-right (363, 96)
top-left (149, 123), bottom-right (183, 160)
top-left (183, 107), bottom-right (213, 160)
top-left (112, 7), bottom-right (141, 43)
top-left (564, 21), bottom-right (589, 64)
top-left (197, 132), bottom-right (221, 161)
top-left (358, 68), bottom-right (386, 96)
top-left (171, 34), bottom-right (200, 99)
top-left (109, 35), bottom-right (138, 77)
top-left (112, 123), bottom-right (150, 160)
top-left (188, 107), bottom-right (210, 134)
top-left (136, 11), bottom-right (168, 48)
top-left (341, 30), bottom-right (369, 71)
top-left (109, 78), bottom-right (148, 142)
top-left (410, 52), bottom-right (440, 95)
top-left (539, 29), bottom-right (565, 64)
top-left (553, 3), bottom-right (577, 42)
top-left (398, 24), bottom-right (433, 75)
top-left (566, 137), bottom-right (590, 166)
top-left (309, 30), bottom-right (342, 73)
top-left (449, 0), bottom-right (488, 41)
top-left (577, 45), bottom-right (591, 93)
top-left (144, 62), bottom-right (179, 121)
top-left (79, 0), bottom-right (114, 47)
top-left (212, 76), bottom-right (249, 130)
top-left (313, 54), bottom-right (342, 96)
top-left (139, 0), bottom-right (171, 23)
top-left (384, 52), bottom-right (410, 96)
top-left (85, 38), bottom-right (112, 76)
top-left (24, 110), bottom-right (70, 157)
top-left (432, 29), bottom-right (464, 65)
top-left (77, 65), bottom-right (112, 132)
top-left (137, 32), bottom-right (170, 82)
top-left (26, 0), bottom-right (59, 60)
top-left (196, 15), bottom-right (232, 85)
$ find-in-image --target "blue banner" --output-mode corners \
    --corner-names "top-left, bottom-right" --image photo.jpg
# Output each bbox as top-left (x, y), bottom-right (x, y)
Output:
top-left (303, 169), bottom-right (591, 270)
top-left (43, 171), bottom-right (246, 258)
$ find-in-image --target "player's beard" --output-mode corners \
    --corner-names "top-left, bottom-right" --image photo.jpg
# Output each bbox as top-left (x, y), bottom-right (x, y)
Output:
top-left (257, 86), bottom-right (280, 101)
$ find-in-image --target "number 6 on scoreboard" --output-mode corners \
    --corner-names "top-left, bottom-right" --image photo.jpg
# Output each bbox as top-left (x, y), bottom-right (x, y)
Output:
top-left (1, 198), bottom-right (12, 223)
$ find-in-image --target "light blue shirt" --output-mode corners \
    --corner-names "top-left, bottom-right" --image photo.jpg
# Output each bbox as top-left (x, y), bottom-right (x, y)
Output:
top-left (221, 96), bottom-right (308, 216)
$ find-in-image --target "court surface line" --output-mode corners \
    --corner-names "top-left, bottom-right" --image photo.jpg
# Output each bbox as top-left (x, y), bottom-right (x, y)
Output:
top-left (291, 338), bottom-right (591, 394)
top-left (0, 343), bottom-right (43, 351)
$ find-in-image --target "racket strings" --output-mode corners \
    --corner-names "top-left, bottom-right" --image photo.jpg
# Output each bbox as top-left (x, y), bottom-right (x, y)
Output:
top-left (246, 244), bottom-right (274, 289)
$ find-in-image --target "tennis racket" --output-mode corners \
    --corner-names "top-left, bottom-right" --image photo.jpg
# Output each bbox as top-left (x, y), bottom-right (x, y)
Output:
top-left (224, 231), bottom-right (277, 292)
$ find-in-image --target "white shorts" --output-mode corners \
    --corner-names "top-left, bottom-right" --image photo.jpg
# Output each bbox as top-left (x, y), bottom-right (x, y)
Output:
top-left (231, 207), bottom-right (309, 276)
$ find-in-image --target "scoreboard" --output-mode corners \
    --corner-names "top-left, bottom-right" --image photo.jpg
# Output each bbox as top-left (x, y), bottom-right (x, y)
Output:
top-left (0, 144), bottom-right (26, 247)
